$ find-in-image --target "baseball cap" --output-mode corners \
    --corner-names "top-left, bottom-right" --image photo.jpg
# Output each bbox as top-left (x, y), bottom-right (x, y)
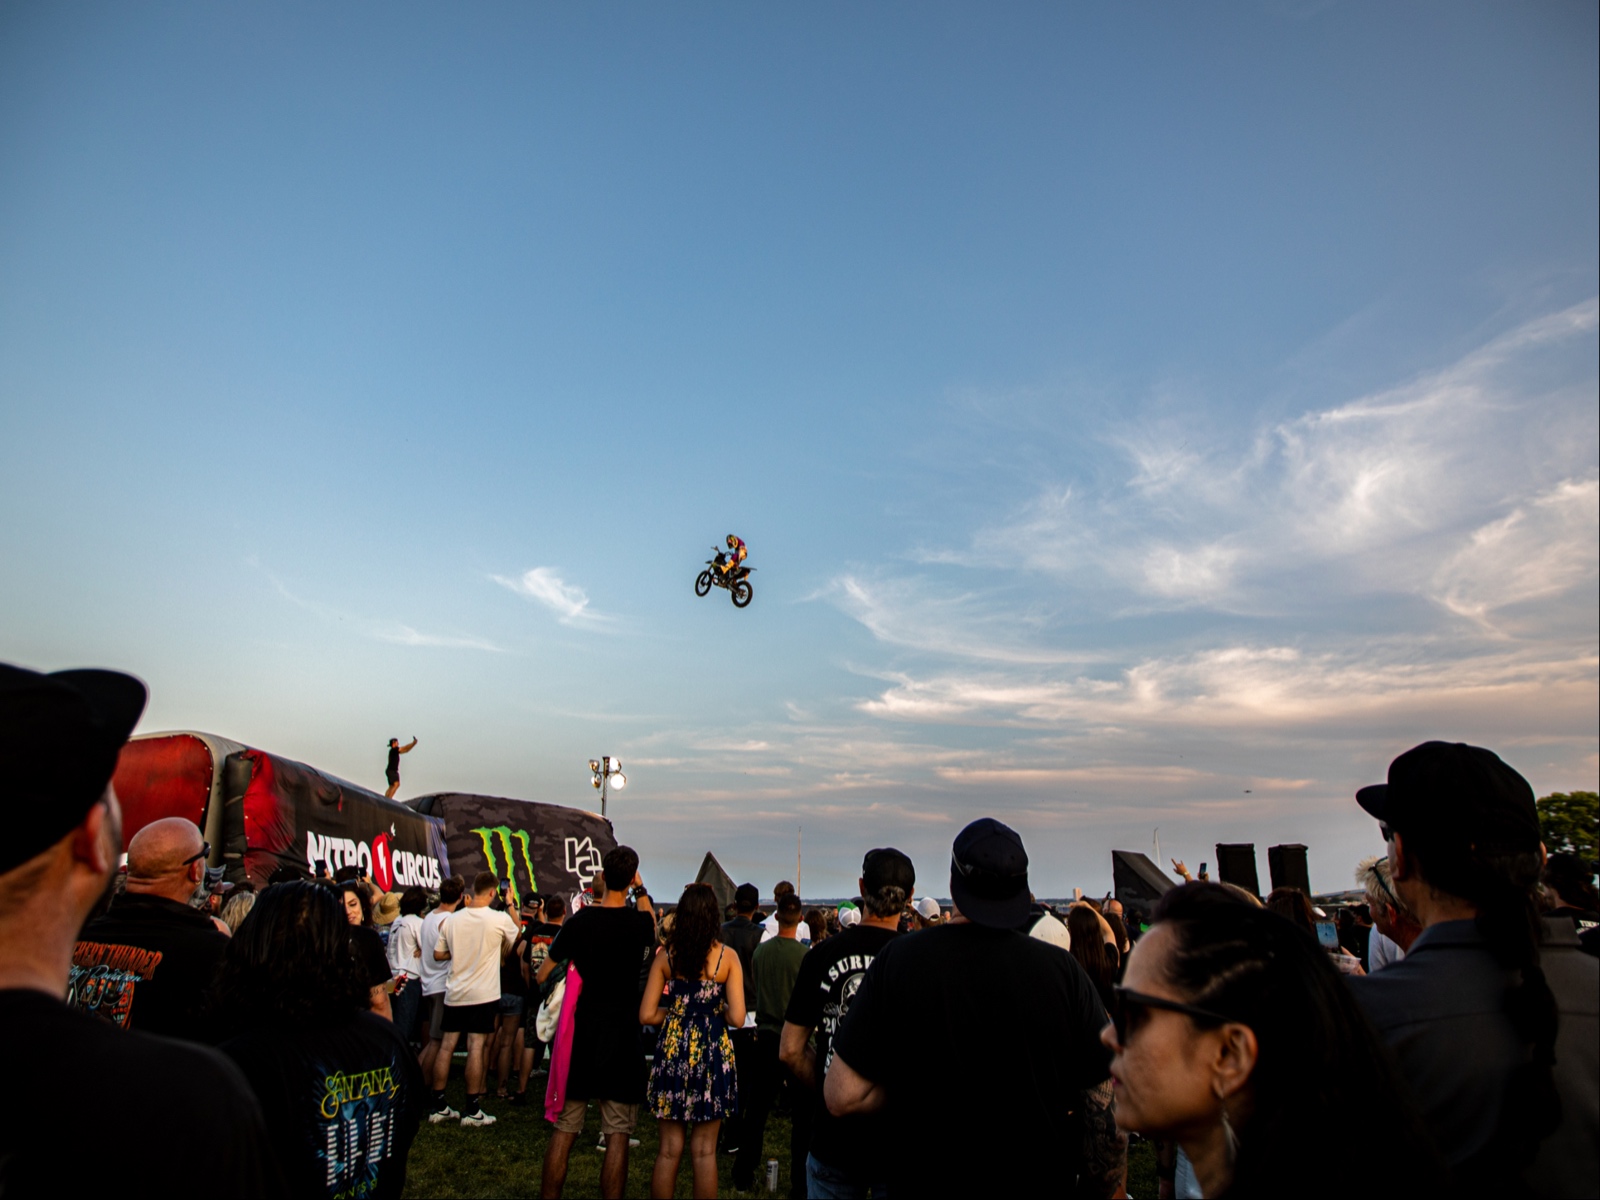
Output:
top-left (0, 663), bottom-right (147, 874)
top-left (0, 668), bottom-right (147, 876)
top-left (1356, 741), bottom-right (1540, 854)
top-left (734, 882), bottom-right (760, 910)
top-left (862, 847), bottom-right (915, 894)
top-left (837, 904), bottom-right (861, 928)
top-left (914, 896), bottom-right (941, 920)
top-left (949, 817), bottom-right (1031, 930)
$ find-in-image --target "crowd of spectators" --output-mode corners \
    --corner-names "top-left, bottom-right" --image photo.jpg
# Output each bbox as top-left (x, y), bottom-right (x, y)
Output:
top-left (2, 660), bottom-right (1596, 1199)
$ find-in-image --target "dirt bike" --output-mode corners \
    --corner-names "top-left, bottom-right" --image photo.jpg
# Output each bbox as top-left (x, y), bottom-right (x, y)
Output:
top-left (695, 548), bottom-right (754, 608)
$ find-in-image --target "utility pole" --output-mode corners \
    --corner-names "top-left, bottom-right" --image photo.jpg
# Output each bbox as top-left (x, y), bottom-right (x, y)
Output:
top-left (797, 825), bottom-right (803, 897)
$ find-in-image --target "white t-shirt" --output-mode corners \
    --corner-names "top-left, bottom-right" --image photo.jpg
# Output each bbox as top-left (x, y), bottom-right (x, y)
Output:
top-left (1367, 928), bottom-right (1405, 972)
top-left (418, 907), bottom-right (455, 997)
top-left (386, 913), bottom-right (424, 975)
top-left (437, 905), bottom-right (519, 1007)
top-left (760, 914), bottom-right (812, 945)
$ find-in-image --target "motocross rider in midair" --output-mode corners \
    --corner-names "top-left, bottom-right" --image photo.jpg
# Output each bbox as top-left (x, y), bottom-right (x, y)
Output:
top-left (719, 534), bottom-right (748, 579)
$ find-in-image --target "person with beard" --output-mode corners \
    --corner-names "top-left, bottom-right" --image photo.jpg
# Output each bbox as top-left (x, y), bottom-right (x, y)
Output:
top-left (0, 662), bottom-right (281, 1195)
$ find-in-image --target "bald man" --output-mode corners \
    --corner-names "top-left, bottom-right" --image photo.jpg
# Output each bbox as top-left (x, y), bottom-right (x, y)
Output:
top-left (72, 816), bottom-right (230, 1040)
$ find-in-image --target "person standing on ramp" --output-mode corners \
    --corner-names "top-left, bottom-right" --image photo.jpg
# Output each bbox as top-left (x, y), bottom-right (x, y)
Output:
top-left (385, 736), bottom-right (418, 798)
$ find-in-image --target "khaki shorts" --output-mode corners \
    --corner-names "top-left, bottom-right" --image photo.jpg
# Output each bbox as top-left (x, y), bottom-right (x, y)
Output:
top-left (427, 993), bottom-right (447, 1040)
top-left (553, 1098), bottom-right (639, 1137)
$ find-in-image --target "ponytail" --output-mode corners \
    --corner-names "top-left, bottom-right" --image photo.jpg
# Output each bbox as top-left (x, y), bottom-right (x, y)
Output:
top-left (1407, 836), bottom-right (1560, 1174)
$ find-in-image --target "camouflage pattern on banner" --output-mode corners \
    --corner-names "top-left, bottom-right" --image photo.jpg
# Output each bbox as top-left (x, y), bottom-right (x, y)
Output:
top-left (409, 793), bottom-right (616, 913)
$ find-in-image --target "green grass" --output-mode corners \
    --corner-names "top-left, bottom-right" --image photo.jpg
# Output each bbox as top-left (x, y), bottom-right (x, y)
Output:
top-left (403, 1076), bottom-right (1161, 1198)
top-left (402, 1077), bottom-right (801, 1199)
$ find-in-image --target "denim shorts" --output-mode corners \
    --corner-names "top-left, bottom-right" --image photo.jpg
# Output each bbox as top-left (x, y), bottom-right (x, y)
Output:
top-left (497, 993), bottom-right (525, 1017)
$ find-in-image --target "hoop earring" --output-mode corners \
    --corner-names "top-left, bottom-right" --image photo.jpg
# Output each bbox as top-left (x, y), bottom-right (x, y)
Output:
top-left (1220, 1103), bottom-right (1239, 1167)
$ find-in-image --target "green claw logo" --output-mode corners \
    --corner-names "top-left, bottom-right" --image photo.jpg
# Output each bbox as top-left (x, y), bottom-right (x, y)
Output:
top-left (471, 826), bottom-right (538, 905)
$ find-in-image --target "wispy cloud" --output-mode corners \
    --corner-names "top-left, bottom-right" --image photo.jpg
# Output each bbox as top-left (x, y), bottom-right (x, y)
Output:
top-left (492, 567), bottom-right (610, 629)
top-left (256, 562), bottom-right (503, 652)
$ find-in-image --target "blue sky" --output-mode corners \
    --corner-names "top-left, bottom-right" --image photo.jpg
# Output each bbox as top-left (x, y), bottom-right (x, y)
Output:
top-left (3, 2), bottom-right (1595, 897)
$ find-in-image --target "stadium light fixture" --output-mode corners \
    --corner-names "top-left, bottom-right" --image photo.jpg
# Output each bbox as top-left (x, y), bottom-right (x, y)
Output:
top-left (590, 755), bottom-right (626, 817)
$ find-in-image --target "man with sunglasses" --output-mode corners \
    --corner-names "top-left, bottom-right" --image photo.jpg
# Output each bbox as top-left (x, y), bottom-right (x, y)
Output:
top-left (72, 815), bottom-right (230, 1041)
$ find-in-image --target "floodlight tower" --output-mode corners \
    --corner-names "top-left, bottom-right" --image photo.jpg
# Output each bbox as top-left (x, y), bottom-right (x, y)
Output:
top-left (589, 756), bottom-right (626, 819)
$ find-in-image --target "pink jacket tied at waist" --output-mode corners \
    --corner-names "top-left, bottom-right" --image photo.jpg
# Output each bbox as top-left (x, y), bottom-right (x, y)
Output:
top-left (544, 964), bottom-right (583, 1123)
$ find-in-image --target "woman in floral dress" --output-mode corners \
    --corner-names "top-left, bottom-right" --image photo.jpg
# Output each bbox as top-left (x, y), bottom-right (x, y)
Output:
top-left (641, 883), bottom-right (747, 1199)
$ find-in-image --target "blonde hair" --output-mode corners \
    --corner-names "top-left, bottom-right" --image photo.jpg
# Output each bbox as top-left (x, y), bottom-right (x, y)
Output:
top-left (1355, 855), bottom-right (1412, 920)
top-left (220, 889), bottom-right (258, 934)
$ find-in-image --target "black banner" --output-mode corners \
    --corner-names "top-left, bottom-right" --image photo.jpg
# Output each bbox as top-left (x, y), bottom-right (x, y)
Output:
top-left (407, 793), bottom-right (616, 914)
top-left (224, 749), bottom-right (450, 891)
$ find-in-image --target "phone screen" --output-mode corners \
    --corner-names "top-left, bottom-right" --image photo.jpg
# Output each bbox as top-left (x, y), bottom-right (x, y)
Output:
top-left (1315, 921), bottom-right (1339, 950)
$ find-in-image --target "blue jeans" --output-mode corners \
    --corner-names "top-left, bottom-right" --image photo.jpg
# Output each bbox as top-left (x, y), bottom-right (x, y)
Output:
top-left (806, 1154), bottom-right (888, 1200)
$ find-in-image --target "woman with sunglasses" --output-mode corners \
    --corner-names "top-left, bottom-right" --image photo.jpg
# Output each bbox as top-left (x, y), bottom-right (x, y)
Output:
top-left (1102, 883), bottom-right (1440, 1198)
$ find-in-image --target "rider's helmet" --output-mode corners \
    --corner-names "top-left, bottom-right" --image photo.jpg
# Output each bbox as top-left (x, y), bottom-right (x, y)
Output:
top-left (726, 534), bottom-right (737, 547)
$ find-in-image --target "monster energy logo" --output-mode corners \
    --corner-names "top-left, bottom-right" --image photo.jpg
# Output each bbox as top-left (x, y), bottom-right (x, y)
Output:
top-left (472, 826), bottom-right (538, 906)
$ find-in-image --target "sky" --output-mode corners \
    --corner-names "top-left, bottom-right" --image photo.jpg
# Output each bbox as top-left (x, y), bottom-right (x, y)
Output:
top-left (2, 2), bottom-right (1595, 898)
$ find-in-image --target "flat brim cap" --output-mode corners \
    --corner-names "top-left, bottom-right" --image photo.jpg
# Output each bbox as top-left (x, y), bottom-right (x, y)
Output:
top-left (1356, 741), bottom-right (1540, 852)
top-left (0, 663), bottom-right (147, 873)
top-left (949, 817), bottom-right (1031, 930)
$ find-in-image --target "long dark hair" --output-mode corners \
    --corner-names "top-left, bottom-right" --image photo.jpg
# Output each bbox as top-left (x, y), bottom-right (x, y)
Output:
top-left (340, 880), bottom-right (373, 926)
top-left (1263, 887), bottom-right (1316, 936)
top-left (667, 883), bottom-right (721, 980)
top-left (1151, 883), bottom-right (1441, 1198)
top-left (1402, 831), bottom-right (1559, 1181)
top-left (1066, 906), bottom-right (1117, 1006)
top-left (213, 881), bottom-right (370, 1029)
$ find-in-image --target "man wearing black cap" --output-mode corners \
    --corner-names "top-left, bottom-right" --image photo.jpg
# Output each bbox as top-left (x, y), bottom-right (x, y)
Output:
top-left (780, 847), bottom-right (914, 1199)
top-left (1351, 741), bottom-right (1599, 1198)
top-left (0, 663), bottom-right (281, 1195)
top-left (824, 819), bottom-right (1113, 1197)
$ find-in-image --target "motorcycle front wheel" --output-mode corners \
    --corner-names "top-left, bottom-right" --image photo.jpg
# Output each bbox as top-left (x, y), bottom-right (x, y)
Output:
top-left (731, 580), bottom-right (753, 608)
top-left (695, 571), bottom-right (713, 597)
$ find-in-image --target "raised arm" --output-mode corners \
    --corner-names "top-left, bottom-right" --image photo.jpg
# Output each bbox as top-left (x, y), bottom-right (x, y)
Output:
top-left (400, 737), bottom-right (419, 754)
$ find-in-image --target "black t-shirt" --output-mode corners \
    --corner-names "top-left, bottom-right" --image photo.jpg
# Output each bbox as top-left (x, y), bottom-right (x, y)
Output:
top-left (519, 921), bottom-right (564, 999)
top-left (350, 925), bottom-right (391, 989)
top-left (223, 1010), bottom-right (425, 1200)
top-left (783, 924), bottom-right (899, 1179)
top-left (0, 988), bottom-right (284, 1196)
top-left (720, 916), bottom-right (762, 991)
top-left (70, 891), bottom-right (230, 1040)
top-left (831, 922), bottom-right (1111, 1197)
top-left (548, 905), bottom-right (657, 1102)
top-left (386, 745), bottom-right (400, 775)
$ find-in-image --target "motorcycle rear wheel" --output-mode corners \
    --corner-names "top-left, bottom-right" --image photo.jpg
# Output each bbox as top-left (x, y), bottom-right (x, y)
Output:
top-left (695, 571), bottom-right (713, 597)
top-left (731, 580), bottom-right (753, 608)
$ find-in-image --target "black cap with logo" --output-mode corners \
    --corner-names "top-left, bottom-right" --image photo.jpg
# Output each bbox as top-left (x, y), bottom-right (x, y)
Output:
top-left (1355, 741), bottom-right (1541, 854)
top-left (0, 663), bottom-right (147, 874)
top-left (949, 817), bottom-right (1031, 930)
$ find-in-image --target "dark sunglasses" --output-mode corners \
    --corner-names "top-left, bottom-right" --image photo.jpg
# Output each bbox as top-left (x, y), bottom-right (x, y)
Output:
top-left (181, 842), bottom-right (210, 867)
top-left (1110, 986), bottom-right (1232, 1045)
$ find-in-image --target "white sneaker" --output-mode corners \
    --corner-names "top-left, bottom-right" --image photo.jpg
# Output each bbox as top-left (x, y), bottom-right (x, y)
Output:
top-left (428, 1105), bottom-right (460, 1124)
top-left (596, 1135), bottom-right (642, 1149)
top-left (461, 1109), bottom-right (497, 1127)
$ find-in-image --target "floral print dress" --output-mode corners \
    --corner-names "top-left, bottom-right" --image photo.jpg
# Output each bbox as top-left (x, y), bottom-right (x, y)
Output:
top-left (646, 954), bottom-right (738, 1122)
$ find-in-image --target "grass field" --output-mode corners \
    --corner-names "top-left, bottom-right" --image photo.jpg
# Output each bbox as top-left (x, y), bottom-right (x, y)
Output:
top-left (402, 1076), bottom-right (1159, 1198)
